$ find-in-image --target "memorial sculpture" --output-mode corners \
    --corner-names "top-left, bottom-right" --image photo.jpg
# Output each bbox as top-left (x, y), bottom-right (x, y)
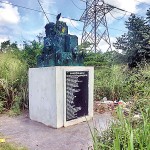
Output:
top-left (37, 16), bottom-right (84, 67)
top-left (29, 14), bottom-right (94, 128)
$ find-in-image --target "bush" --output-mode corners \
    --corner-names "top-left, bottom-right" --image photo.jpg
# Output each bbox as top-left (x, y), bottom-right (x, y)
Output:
top-left (0, 40), bottom-right (42, 114)
top-left (94, 65), bottom-right (126, 101)
top-left (0, 52), bottom-right (28, 114)
top-left (93, 99), bottom-right (150, 150)
top-left (84, 52), bottom-right (111, 67)
top-left (94, 64), bottom-right (150, 101)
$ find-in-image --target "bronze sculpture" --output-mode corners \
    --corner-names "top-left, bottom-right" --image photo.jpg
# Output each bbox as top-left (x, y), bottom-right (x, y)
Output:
top-left (37, 16), bottom-right (84, 67)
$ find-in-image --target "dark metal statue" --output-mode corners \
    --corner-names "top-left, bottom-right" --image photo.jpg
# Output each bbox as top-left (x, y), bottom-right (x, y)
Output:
top-left (37, 16), bottom-right (85, 67)
top-left (56, 13), bottom-right (61, 21)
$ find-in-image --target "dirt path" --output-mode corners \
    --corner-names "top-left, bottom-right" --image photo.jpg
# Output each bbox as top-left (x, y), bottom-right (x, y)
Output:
top-left (0, 112), bottom-right (112, 150)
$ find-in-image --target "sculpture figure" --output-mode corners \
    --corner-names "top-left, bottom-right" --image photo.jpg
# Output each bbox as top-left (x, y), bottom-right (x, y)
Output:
top-left (37, 14), bottom-right (84, 67)
top-left (56, 13), bottom-right (61, 21)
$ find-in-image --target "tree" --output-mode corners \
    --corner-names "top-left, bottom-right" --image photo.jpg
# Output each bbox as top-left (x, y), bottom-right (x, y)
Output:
top-left (22, 40), bottom-right (42, 68)
top-left (36, 33), bottom-right (44, 44)
top-left (0, 40), bottom-right (10, 51)
top-left (78, 42), bottom-right (92, 53)
top-left (114, 10), bottom-right (150, 67)
top-left (0, 40), bottom-right (19, 52)
top-left (10, 42), bottom-right (18, 50)
top-left (146, 8), bottom-right (150, 23)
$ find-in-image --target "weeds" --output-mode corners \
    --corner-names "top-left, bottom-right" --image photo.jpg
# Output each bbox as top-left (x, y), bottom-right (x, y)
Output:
top-left (0, 142), bottom-right (27, 150)
top-left (0, 52), bottom-right (28, 114)
top-left (93, 99), bottom-right (150, 150)
top-left (94, 64), bottom-right (150, 101)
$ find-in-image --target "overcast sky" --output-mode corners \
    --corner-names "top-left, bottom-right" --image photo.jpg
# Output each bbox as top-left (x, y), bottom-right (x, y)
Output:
top-left (0, 0), bottom-right (150, 51)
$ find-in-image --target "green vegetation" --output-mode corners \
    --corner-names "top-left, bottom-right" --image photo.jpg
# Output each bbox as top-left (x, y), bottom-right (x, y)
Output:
top-left (0, 8), bottom-right (149, 150)
top-left (84, 9), bottom-right (150, 149)
top-left (0, 142), bottom-right (27, 150)
top-left (85, 53), bottom-right (150, 149)
top-left (92, 99), bottom-right (150, 150)
top-left (84, 52), bottom-right (150, 150)
top-left (84, 51), bottom-right (150, 101)
top-left (0, 40), bottom-right (42, 115)
top-left (114, 9), bottom-right (150, 67)
top-left (0, 52), bottom-right (27, 115)
top-left (94, 64), bottom-right (150, 101)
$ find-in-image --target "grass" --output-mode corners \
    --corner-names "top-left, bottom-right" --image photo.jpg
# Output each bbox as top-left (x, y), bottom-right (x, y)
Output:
top-left (94, 64), bottom-right (150, 101)
top-left (0, 133), bottom-right (27, 150)
top-left (0, 143), bottom-right (27, 150)
top-left (92, 64), bottom-right (150, 150)
top-left (0, 52), bottom-right (28, 114)
top-left (92, 98), bottom-right (150, 150)
top-left (94, 65), bottom-right (125, 101)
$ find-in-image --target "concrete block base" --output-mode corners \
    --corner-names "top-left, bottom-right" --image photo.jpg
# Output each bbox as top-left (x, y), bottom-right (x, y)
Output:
top-left (29, 66), bottom-right (94, 128)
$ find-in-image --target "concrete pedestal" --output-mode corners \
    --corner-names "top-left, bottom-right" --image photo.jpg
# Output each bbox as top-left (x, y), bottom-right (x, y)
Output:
top-left (29, 66), bottom-right (94, 128)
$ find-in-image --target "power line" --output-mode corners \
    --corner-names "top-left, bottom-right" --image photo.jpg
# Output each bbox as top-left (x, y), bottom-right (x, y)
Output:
top-left (80, 0), bottom-right (148, 17)
top-left (70, 18), bottom-right (128, 33)
top-left (62, 17), bottom-right (81, 22)
top-left (70, 0), bottom-right (85, 10)
top-left (111, 9), bottom-right (131, 16)
top-left (107, 5), bottom-right (149, 19)
top-left (109, 11), bottom-right (127, 20)
top-left (109, 3), bottom-right (149, 17)
top-left (108, 6), bottom-right (147, 19)
top-left (70, 18), bottom-right (127, 33)
top-left (80, 0), bottom-right (114, 52)
top-left (69, 20), bottom-right (83, 31)
top-left (102, 3), bottom-right (134, 15)
top-left (37, 0), bottom-right (50, 23)
top-left (0, 0), bottom-right (56, 15)
top-left (0, 0), bottom-right (147, 23)
top-left (0, 0), bottom-right (145, 35)
top-left (0, 0), bottom-right (81, 22)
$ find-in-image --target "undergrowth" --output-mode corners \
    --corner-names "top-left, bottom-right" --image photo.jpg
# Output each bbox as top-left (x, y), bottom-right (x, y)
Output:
top-left (92, 98), bottom-right (150, 150)
top-left (0, 52), bottom-right (28, 115)
top-left (94, 64), bottom-right (150, 101)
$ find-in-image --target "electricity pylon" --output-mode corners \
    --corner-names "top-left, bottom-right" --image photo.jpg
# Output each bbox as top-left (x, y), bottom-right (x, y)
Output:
top-left (80, 0), bottom-right (114, 52)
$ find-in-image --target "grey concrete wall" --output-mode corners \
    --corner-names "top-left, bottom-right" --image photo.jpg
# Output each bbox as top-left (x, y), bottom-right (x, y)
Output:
top-left (29, 66), bottom-right (94, 128)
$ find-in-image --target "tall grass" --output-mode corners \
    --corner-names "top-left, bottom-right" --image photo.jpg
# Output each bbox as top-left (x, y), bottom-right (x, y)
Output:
top-left (94, 65), bottom-right (126, 101)
top-left (0, 52), bottom-right (28, 114)
top-left (93, 99), bottom-right (150, 150)
top-left (93, 64), bottom-right (150, 149)
top-left (94, 64), bottom-right (150, 101)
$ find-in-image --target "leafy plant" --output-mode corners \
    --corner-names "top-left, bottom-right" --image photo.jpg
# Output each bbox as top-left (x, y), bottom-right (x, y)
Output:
top-left (0, 101), bottom-right (5, 113)
top-left (114, 9), bottom-right (150, 67)
top-left (94, 63), bottom-right (150, 101)
top-left (0, 52), bottom-right (28, 114)
top-left (21, 40), bottom-right (42, 68)
top-left (93, 102), bottom-right (150, 150)
top-left (84, 52), bottom-right (111, 68)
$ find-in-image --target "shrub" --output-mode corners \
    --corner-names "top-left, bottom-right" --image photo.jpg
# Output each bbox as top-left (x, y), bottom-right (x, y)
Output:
top-left (94, 64), bottom-right (150, 101)
top-left (93, 99), bottom-right (150, 150)
top-left (84, 52), bottom-right (112, 68)
top-left (0, 52), bottom-right (28, 114)
top-left (94, 65), bottom-right (126, 101)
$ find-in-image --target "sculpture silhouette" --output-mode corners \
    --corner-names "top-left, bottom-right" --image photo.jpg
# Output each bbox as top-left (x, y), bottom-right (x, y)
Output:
top-left (56, 13), bottom-right (61, 21)
top-left (37, 20), bottom-right (84, 67)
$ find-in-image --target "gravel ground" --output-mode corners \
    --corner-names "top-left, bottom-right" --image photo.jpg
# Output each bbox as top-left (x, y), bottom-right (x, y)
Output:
top-left (0, 112), bottom-right (112, 150)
